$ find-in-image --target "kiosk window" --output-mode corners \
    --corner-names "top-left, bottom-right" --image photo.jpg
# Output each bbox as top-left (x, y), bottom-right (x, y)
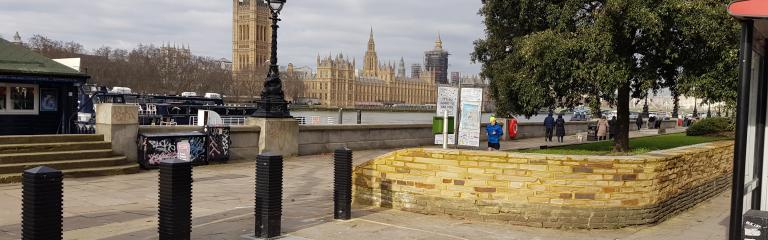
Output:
top-left (0, 84), bottom-right (37, 114)
top-left (11, 86), bottom-right (35, 110)
top-left (0, 86), bottom-right (5, 110)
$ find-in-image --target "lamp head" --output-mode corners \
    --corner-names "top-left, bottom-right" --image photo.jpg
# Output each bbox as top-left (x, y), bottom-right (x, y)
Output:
top-left (265, 0), bottom-right (286, 14)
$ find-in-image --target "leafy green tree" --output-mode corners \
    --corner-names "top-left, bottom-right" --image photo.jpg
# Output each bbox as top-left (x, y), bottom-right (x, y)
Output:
top-left (474, 0), bottom-right (738, 152)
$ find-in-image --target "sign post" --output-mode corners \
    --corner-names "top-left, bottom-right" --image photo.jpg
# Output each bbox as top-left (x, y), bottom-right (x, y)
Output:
top-left (443, 110), bottom-right (449, 149)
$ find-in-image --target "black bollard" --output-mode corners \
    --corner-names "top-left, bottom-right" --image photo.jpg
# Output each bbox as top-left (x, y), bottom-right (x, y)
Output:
top-left (356, 110), bottom-right (362, 124)
top-left (334, 148), bottom-right (353, 220)
top-left (158, 159), bottom-right (193, 240)
top-left (255, 153), bottom-right (283, 238)
top-left (21, 166), bottom-right (63, 240)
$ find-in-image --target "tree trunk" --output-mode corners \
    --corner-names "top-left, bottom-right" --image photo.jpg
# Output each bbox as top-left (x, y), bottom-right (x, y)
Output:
top-left (590, 95), bottom-right (602, 118)
top-left (613, 84), bottom-right (631, 152)
top-left (672, 90), bottom-right (680, 118)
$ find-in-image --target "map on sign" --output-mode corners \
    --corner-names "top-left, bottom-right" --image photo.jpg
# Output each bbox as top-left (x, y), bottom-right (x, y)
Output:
top-left (177, 140), bottom-right (191, 162)
top-left (458, 88), bottom-right (483, 147)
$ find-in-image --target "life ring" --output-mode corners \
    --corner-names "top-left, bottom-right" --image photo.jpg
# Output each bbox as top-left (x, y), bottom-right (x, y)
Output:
top-left (508, 118), bottom-right (519, 139)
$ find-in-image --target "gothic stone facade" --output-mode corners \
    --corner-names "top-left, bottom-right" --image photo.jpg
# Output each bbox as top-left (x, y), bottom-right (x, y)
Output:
top-left (298, 30), bottom-right (437, 108)
top-left (232, 0), bottom-right (271, 84)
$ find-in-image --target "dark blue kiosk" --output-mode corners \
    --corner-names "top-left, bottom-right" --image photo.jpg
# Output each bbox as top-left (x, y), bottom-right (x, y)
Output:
top-left (0, 38), bottom-right (88, 135)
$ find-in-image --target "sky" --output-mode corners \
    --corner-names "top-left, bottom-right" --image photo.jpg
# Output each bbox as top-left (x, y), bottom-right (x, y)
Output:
top-left (0, 0), bottom-right (486, 76)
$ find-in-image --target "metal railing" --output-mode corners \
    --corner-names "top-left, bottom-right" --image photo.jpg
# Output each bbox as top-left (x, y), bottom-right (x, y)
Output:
top-left (188, 116), bottom-right (246, 126)
top-left (75, 122), bottom-right (96, 134)
top-left (295, 117), bottom-right (307, 125)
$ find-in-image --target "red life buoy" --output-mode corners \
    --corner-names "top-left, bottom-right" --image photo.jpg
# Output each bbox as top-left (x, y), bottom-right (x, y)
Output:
top-left (508, 118), bottom-right (519, 139)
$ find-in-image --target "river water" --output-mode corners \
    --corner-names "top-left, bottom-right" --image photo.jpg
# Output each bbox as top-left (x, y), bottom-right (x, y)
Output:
top-left (291, 110), bottom-right (574, 125)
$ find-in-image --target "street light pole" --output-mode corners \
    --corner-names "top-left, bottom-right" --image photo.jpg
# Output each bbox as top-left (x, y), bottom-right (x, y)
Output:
top-left (252, 0), bottom-right (292, 118)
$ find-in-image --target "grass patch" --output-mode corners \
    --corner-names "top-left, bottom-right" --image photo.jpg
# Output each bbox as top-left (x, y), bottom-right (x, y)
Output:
top-left (515, 133), bottom-right (731, 156)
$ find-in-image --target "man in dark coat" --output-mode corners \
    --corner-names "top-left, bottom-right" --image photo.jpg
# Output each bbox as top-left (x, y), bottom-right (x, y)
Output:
top-left (544, 112), bottom-right (555, 142)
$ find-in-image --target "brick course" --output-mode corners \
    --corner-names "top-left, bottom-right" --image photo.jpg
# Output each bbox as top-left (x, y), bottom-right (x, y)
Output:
top-left (352, 141), bottom-right (734, 229)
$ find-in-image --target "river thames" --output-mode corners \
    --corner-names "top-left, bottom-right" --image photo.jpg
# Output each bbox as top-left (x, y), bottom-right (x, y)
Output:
top-left (291, 110), bottom-right (575, 125)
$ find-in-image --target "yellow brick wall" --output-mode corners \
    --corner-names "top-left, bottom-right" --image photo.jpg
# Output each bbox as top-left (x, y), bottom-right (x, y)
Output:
top-left (353, 141), bottom-right (734, 228)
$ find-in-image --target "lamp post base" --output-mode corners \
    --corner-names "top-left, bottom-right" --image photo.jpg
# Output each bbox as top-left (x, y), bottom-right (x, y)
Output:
top-left (252, 99), bottom-right (292, 118)
top-left (246, 117), bottom-right (298, 157)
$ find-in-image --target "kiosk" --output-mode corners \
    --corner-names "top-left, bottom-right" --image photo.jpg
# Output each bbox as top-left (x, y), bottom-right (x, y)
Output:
top-left (728, 1), bottom-right (768, 239)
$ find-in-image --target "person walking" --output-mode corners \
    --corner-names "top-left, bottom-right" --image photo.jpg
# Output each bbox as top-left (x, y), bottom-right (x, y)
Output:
top-left (544, 112), bottom-right (555, 142)
top-left (597, 116), bottom-right (610, 141)
top-left (555, 114), bottom-right (566, 143)
top-left (636, 115), bottom-right (643, 130)
top-left (608, 116), bottom-right (617, 140)
top-left (486, 116), bottom-right (503, 151)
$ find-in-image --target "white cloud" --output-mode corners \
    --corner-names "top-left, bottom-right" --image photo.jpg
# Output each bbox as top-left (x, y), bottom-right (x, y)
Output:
top-left (1, 0), bottom-right (485, 75)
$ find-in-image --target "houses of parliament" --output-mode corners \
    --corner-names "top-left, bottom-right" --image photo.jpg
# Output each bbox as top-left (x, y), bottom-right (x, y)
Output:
top-left (232, 0), bottom-right (447, 107)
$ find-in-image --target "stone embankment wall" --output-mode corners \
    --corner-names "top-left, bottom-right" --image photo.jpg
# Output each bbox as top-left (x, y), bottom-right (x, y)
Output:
top-left (298, 124), bottom-right (434, 155)
top-left (136, 119), bottom-right (677, 158)
top-left (352, 141), bottom-right (733, 229)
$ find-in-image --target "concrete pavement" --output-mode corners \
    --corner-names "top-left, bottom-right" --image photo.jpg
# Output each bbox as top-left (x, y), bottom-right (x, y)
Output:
top-left (0, 127), bottom-right (732, 240)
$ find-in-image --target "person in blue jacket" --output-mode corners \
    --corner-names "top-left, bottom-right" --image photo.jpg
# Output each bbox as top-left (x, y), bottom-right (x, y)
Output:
top-left (544, 112), bottom-right (555, 142)
top-left (486, 116), bottom-right (503, 151)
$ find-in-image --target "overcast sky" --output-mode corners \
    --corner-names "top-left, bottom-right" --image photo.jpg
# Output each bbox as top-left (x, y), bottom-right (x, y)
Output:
top-left (0, 0), bottom-right (485, 75)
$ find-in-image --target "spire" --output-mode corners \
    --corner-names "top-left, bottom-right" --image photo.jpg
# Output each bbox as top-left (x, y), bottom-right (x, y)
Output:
top-left (367, 27), bottom-right (376, 52)
top-left (12, 31), bottom-right (21, 43)
top-left (398, 57), bottom-right (406, 78)
top-left (435, 32), bottom-right (443, 50)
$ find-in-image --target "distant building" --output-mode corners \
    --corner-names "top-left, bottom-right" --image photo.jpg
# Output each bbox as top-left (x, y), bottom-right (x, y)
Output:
top-left (232, 0), bottom-right (271, 83)
top-left (411, 64), bottom-right (422, 79)
top-left (218, 58), bottom-right (233, 71)
top-left (298, 30), bottom-right (437, 107)
top-left (424, 33), bottom-right (449, 84)
top-left (158, 43), bottom-right (192, 87)
top-left (12, 32), bottom-right (22, 45)
top-left (398, 57), bottom-right (406, 79)
top-left (450, 72), bottom-right (460, 84)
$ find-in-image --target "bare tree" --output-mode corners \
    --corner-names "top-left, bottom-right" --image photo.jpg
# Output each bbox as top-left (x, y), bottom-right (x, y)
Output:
top-left (26, 35), bottom-right (234, 96)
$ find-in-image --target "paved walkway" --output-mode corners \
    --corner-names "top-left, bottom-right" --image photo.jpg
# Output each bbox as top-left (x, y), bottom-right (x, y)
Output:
top-left (0, 127), bottom-right (732, 240)
top-left (480, 127), bottom-right (686, 151)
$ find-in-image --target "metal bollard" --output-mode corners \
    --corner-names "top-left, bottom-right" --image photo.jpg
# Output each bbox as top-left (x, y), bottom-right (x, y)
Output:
top-left (158, 159), bottom-right (193, 240)
top-left (356, 110), bottom-right (362, 124)
top-left (21, 166), bottom-right (63, 240)
top-left (255, 153), bottom-right (283, 238)
top-left (334, 148), bottom-right (353, 220)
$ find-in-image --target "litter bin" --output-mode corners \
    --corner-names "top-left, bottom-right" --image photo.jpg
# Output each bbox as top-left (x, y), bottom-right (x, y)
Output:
top-left (138, 132), bottom-right (207, 169)
top-left (204, 126), bottom-right (231, 163)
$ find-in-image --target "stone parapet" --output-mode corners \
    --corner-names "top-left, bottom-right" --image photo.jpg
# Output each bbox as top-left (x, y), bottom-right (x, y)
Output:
top-left (352, 141), bottom-right (734, 229)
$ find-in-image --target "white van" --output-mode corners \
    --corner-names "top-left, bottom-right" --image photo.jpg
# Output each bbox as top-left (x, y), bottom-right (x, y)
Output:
top-left (109, 87), bottom-right (132, 94)
top-left (204, 93), bottom-right (222, 99)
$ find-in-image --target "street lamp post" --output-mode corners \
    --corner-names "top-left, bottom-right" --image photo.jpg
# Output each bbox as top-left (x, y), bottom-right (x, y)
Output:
top-left (252, 0), bottom-right (292, 118)
top-left (642, 94), bottom-right (649, 118)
